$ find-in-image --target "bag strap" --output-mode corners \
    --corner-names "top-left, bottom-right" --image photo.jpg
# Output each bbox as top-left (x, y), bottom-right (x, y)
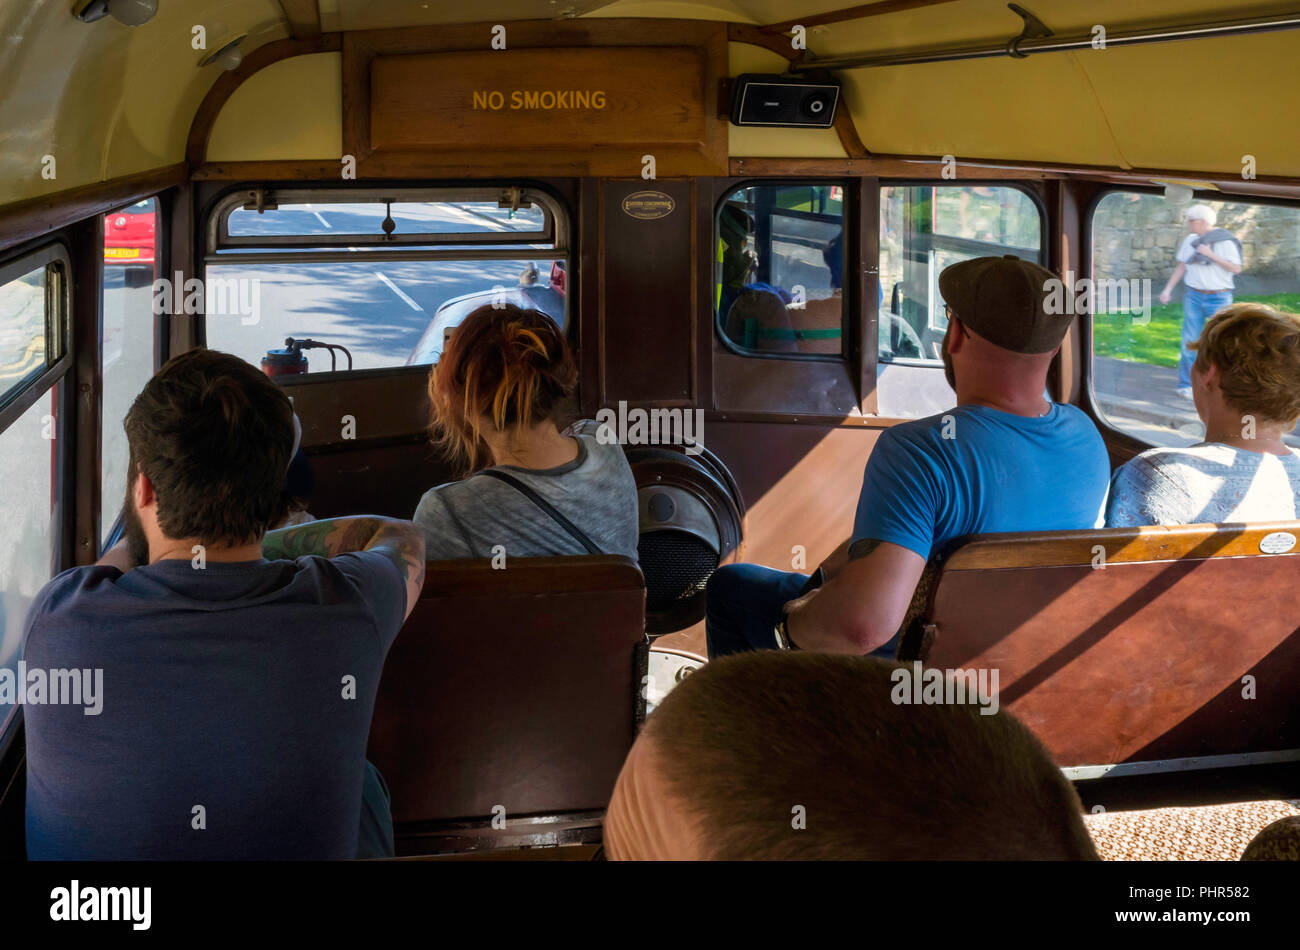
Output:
top-left (474, 468), bottom-right (603, 556)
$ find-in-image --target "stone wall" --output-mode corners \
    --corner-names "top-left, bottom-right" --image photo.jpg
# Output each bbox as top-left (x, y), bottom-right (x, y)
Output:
top-left (1093, 196), bottom-right (1300, 293)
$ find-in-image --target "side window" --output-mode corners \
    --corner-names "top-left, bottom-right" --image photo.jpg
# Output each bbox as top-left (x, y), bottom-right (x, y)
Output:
top-left (101, 197), bottom-right (160, 544)
top-left (0, 245), bottom-right (69, 736)
top-left (1091, 192), bottom-right (1300, 448)
top-left (875, 184), bottom-right (1043, 419)
top-left (715, 183), bottom-right (846, 358)
top-left (878, 184), bottom-right (1043, 364)
top-left (202, 188), bottom-right (568, 372)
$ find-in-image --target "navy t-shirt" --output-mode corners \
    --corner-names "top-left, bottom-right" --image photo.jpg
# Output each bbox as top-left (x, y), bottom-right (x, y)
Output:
top-left (853, 403), bottom-right (1110, 560)
top-left (21, 552), bottom-right (406, 860)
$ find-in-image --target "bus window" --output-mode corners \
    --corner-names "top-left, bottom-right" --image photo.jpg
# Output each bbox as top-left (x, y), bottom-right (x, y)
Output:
top-left (714, 183), bottom-right (846, 358)
top-left (879, 184), bottom-right (1043, 364)
top-left (202, 188), bottom-right (568, 372)
top-left (1090, 191), bottom-right (1300, 448)
top-left (876, 185), bottom-right (1044, 418)
top-left (0, 245), bottom-right (69, 737)
top-left (101, 197), bottom-right (160, 545)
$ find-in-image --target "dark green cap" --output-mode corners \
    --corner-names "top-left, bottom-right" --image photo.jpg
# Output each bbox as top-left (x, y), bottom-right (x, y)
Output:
top-left (938, 255), bottom-right (1069, 354)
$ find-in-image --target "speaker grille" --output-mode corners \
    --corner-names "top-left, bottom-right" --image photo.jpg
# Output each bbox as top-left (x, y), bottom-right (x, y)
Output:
top-left (638, 529), bottom-right (719, 615)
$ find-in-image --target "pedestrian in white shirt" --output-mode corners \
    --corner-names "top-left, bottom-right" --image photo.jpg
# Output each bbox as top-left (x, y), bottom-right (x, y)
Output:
top-left (1158, 204), bottom-right (1244, 397)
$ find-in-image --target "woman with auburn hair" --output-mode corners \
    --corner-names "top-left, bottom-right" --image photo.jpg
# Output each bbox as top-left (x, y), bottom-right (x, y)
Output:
top-left (1106, 303), bottom-right (1300, 526)
top-left (412, 303), bottom-right (638, 560)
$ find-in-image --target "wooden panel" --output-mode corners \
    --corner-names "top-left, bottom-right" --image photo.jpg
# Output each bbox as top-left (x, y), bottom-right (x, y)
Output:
top-left (344, 19), bottom-right (728, 179)
top-left (713, 351), bottom-right (860, 416)
top-left (0, 164), bottom-right (186, 254)
top-left (600, 179), bottom-right (695, 405)
top-left (306, 440), bottom-right (451, 522)
top-left (731, 154), bottom-right (1300, 195)
top-left (703, 420), bottom-right (881, 570)
top-left (944, 521), bottom-right (1300, 571)
top-left (278, 368), bottom-right (429, 449)
top-left (70, 216), bottom-right (103, 565)
top-left (926, 557), bottom-right (1300, 765)
top-left (371, 47), bottom-right (709, 153)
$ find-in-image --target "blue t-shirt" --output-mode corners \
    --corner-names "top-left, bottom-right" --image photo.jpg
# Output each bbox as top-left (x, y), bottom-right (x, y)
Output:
top-left (853, 404), bottom-right (1110, 560)
top-left (21, 552), bottom-right (406, 860)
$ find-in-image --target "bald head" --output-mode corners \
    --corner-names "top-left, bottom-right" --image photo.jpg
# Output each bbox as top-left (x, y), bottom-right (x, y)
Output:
top-left (605, 653), bottom-right (1097, 861)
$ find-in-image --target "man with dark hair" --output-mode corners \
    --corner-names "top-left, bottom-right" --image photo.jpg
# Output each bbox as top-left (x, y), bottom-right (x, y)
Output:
top-left (22, 348), bottom-right (425, 859)
top-left (604, 652), bottom-right (1099, 860)
top-left (706, 255), bottom-right (1110, 658)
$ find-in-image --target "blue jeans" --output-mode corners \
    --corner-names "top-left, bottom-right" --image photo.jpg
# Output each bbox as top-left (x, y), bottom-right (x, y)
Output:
top-left (357, 759), bottom-right (395, 859)
top-left (705, 563), bottom-right (899, 659)
top-left (1179, 289), bottom-right (1233, 388)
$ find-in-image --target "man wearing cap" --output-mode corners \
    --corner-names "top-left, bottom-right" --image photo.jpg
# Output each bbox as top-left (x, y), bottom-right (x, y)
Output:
top-left (1158, 204), bottom-right (1243, 398)
top-left (705, 256), bottom-right (1110, 658)
top-left (21, 348), bottom-right (425, 859)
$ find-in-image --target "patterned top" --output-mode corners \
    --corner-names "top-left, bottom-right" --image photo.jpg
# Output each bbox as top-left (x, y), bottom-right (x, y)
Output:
top-left (1105, 442), bottom-right (1300, 526)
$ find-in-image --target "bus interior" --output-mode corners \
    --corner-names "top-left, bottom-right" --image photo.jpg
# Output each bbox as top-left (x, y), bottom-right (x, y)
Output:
top-left (1, 0), bottom-right (1299, 869)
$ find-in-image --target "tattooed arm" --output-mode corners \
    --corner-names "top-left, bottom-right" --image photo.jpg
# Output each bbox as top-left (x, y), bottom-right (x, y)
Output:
top-left (263, 516), bottom-right (427, 621)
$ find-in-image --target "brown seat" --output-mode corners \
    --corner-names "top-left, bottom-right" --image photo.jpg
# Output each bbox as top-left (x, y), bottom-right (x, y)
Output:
top-left (898, 521), bottom-right (1300, 770)
top-left (367, 555), bottom-right (647, 854)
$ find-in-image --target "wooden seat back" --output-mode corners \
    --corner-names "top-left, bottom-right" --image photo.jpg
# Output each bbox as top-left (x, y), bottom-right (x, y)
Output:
top-left (367, 556), bottom-right (647, 852)
top-left (899, 522), bottom-right (1300, 769)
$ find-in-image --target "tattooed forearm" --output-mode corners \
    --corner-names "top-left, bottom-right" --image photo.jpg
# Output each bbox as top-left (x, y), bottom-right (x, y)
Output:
top-left (371, 522), bottom-right (427, 607)
top-left (262, 517), bottom-right (383, 561)
top-left (263, 515), bottom-right (425, 618)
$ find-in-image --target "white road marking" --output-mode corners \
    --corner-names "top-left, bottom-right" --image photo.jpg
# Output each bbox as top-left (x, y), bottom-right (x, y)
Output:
top-left (313, 211), bottom-right (332, 228)
top-left (374, 271), bottom-right (423, 311)
top-left (440, 202), bottom-right (525, 233)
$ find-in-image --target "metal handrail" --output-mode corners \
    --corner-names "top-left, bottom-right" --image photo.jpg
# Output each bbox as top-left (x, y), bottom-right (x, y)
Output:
top-left (790, 7), bottom-right (1300, 71)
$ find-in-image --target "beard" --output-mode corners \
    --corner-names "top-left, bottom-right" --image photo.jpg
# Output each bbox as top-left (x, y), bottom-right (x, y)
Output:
top-left (123, 479), bottom-right (151, 567)
top-left (941, 337), bottom-right (957, 390)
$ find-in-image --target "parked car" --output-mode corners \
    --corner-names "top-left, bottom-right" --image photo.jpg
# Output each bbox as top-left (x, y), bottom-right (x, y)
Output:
top-left (406, 261), bottom-right (567, 365)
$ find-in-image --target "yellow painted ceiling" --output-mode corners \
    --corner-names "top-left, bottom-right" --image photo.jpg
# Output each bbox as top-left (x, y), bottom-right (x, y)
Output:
top-left (0, 0), bottom-right (1297, 207)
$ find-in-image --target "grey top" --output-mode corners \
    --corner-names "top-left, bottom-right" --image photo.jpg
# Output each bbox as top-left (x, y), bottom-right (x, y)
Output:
top-left (413, 419), bottom-right (640, 561)
top-left (1105, 442), bottom-right (1300, 527)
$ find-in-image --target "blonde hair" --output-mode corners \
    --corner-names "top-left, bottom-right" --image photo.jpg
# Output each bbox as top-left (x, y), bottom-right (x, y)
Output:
top-left (1191, 302), bottom-right (1300, 427)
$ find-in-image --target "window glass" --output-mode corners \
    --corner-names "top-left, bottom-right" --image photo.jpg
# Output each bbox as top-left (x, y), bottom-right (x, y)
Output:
top-left (206, 192), bottom-right (567, 372)
top-left (227, 201), bottom-right (547, 241)
top-left (1091, 192), bottom-right (1300, 447)
top-left (101, 197), bottom-right (159, 545)
top-left (715, 183), bottom-right (845, 357)
top-left (204, 258), bottom-right (564, 370)
top-left (878, 185), bottom-right (1042, 363)
top-left (0, 388), bottom-right (57, 735)
top-left (0, 264), bottom-right (50, 407)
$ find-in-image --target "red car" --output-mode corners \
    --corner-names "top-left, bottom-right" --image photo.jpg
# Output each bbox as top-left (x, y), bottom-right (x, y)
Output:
top-left (103, 198), bottom-right (155, 287)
